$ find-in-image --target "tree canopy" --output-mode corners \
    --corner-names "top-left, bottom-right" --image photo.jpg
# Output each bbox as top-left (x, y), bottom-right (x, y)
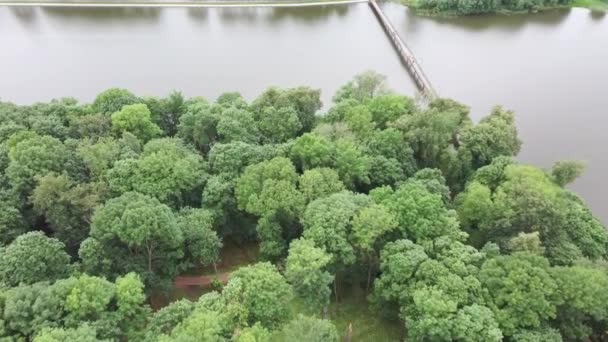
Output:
top-left (0, 72), bottom-right (605, 342)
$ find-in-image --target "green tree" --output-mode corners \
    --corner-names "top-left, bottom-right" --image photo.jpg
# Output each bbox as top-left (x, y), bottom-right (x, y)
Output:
top-left (371, 238), bottom-right (494, 340)
top-left (351, 204), bottom-right (397, 291)
top-left (157, 310), bottom-right (223, 342)
top-left (33, 325), bottom-right (100, 342)
top-left (68, 113), bottom-right (112, 140)
top-left (333, 70), bottom-right (388, 103)
top-left (233, 323), bottom-right (271, 342)
top-left (456, 163), bottom-right (608, 265)
top-left (6, 134), bottom-right (72, 201)
top-left (374, 180), bottom-right (464, 243)
top-left (479, 253), bottom-right (558, 337)
top-left (177, 208), bottom-right (222, 270)
top-left (30, 174), bottom-right (103, 253)
top-left (177, 100), bottom-right (218, 152)
top-left (145, 299), bottom-right (194, 341)
top-left (144, 90), bottom-right (187, 136)
top-left (508, 232), bottom-right (544, 255)
top-left (115, 273), bottom-right (150, 341)
top-left (290, 133), bottom-right (334, 171)
top-left (80, 192), bottom-right (184, 288)
top-left (111, 104), bottom-right (162, 142)
top-left (0, 199), bottom-right (26, 245)
top-left (107, 138), bottom-right (206, 207)
top-left (280, 315), bottom-right (338, 342)
top-left (367, 93), bottom-right (415, 128)
top-left (0, 232), bottom-right (70, 286)
top-left (552, 265), bottom-right (608, 340)
top-left (76, 137), bottom-right (122, 179)
top-left (281, 86), bottom-right (322, 133)
top-left (256, 106), bottom-right (301, 143)
top-left (235, 157), bottom-right (303, 259)
top-left (285, 239), bottom-right (334, 315)
top-left (228, 262), bottom-right (293, 329)
top-left (302, 191), bottom-right (370, 301)
top-left (216, 107), bottom-right (259, 144)
top-left (249, 86), bottom-right (321, 134)
top-left (333, 138), bottom-right (370, 189)
top-left (3, 282), bottom-right (48, 338)
top-left (92, 88), bottom-right (139, 115)
top-left (298, 167), bottom-right (345, 203)
top-left (551, 160), bottom-right (585, 187)
top-left (460, 106), bottom-right (521, 169)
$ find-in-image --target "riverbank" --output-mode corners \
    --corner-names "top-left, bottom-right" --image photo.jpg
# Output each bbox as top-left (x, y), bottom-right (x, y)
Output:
top-left (572, 0), bottom-right (608, 11)
top-left (0, 0), bottom-right (366, 7)
top-left (396, 0), bottom-right (606, 16)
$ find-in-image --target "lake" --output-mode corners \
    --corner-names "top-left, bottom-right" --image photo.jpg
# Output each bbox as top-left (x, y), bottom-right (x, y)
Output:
top-left (0, 3), bottom-right (606, 221)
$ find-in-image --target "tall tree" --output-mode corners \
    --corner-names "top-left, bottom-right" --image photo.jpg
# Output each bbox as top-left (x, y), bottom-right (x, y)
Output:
top-left (285, 238), bottom-right (334, 316)
top-left (79, 192), bottom-right (184, 289)
top-left (30, 174), bottom-right (103, 253)
top-left (235, 157), bottom-right (304, 259)
top-left (111, 104), bottom-right (162, 142)
top-left (280, 315), bottom-right (339, 342)
top-left (479, 252), bottom-right (558, 337)
top-left (227, 262), bottom-right (293, 329)
top-left (350, 203), bottom-right (397, 291)
top-left (92, 88), bottom-right (139, 115)
top-left (0, 232), bottom-right (70, 286)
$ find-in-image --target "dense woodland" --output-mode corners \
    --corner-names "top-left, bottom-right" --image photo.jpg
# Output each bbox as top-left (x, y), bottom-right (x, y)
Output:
top-left (407, 0), bottom-right (573, 15)
top-left (0, 71), bottom-right (607, 341)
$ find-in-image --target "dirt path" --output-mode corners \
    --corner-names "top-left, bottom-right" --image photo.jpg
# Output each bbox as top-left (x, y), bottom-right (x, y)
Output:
top-left (174, 272), bottom-right (229, 288)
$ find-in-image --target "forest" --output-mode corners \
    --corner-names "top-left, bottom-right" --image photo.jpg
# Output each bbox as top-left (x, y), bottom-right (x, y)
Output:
top-left (406, 0), bottom-right (573, 15)
top-left (0, 70), bottom-right (607, 341)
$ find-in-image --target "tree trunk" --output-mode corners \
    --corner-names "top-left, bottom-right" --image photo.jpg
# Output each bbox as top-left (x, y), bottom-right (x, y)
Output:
top-left (146, 241), bottom-right (153, 273)
top-left (344, 323), bottom-right (352, 342)
top-left (213, 261), bottom-right (218, 274)
top-left (333, 275), bottom-right (339, 304)
top-left (321, 306), bottom-right (326, 320)
top-left (366, 262), bottom-right (373, 293)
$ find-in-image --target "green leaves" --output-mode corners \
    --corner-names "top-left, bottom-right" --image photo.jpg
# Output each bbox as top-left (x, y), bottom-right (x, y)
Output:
top-left (0, 232), bottom-right (70, 286)
top-left (479, 253), bottom-right (558, 336)
top-left (92, 88), bottom-right (139, 115)
top-left (111, 104), bottom-right (162, 142)
top-left (107, 138), bottom-right (206, 207)
top-left (228, 262), bottom-right (293, 329)
top-left (285, 238), bottom-right (334, 312)
top-left (82, 192), bottom-right (183, 288)
top-left (280, 315), bottom-right (338, 342)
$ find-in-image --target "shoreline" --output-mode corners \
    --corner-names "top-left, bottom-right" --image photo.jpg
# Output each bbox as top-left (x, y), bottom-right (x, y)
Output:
top-left (0, 0), bottom-right (367, 7)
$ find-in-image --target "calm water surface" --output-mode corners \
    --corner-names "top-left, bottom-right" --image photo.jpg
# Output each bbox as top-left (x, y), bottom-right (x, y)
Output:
top-left (0, 4), bottom-right (415, 105)
top-left (0, 4), bottom-right (607, 221)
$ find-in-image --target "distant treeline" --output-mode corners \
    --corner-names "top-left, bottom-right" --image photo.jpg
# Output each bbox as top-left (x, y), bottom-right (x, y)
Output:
top-left (406, 0), bottom-right (572, 15)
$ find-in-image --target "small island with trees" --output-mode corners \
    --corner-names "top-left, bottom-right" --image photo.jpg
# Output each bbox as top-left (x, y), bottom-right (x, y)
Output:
top-left (0, 71), bottom-right (606, 341)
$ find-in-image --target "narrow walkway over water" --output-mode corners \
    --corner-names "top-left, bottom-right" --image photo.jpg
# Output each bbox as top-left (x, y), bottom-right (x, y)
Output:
top-left (369, 0), bottom-right (436, 99)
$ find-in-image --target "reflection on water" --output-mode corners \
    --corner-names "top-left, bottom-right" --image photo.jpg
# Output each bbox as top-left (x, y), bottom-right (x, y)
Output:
top-left (41, 6), bottom-right (162, 21)
top-left (268, 4), bottom-right (350, 23)
top-left (0, 3), bottom-right (416, 107)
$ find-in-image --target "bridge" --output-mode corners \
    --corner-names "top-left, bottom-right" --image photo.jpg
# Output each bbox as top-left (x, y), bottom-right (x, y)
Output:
top-left (368, 0), bottom-right (437, 99)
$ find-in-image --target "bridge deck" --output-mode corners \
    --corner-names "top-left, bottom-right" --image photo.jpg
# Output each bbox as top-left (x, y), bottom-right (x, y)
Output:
top-left (368, 0), bottom-right (437, 99)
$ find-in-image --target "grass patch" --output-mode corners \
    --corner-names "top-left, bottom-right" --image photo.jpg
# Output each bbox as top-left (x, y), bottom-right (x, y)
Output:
top-left (277, 284), bottom-right (402, 342)
top-left (572, 0), bottom-right (608, 10)
top-left (150, 286), bottom-right (214, 310)
top-left (181, 238), bottom-right (260, 276)
top-left (151, 239), bottom-right (259, 310)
